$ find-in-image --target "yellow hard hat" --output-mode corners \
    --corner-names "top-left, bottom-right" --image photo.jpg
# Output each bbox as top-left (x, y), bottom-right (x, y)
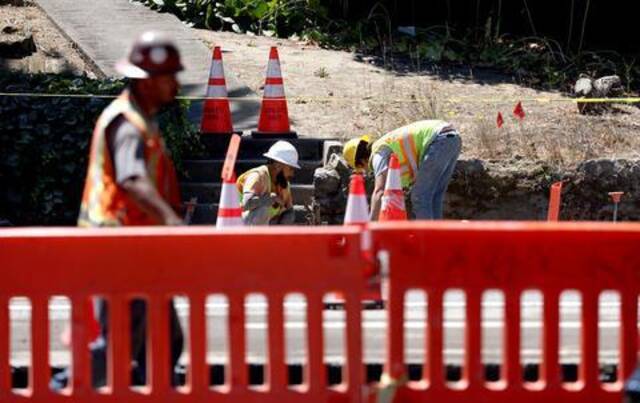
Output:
top-left (343, 135), bottom-right (370, 169)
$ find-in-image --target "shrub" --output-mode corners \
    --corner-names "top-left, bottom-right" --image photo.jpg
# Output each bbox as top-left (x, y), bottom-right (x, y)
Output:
top-left (0, 73), bottom-right (202, 225)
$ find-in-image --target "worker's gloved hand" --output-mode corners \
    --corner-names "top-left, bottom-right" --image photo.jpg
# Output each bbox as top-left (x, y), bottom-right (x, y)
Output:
top-left (270, 192), bottom-right (285, 208)
top-left (243, 193), bottom-right (274, 210)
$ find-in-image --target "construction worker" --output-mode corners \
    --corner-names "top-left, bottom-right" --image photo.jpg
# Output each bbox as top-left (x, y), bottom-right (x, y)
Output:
top-left (237, 141), bottom-right (300, 225)
top-left (69, 31), bottom-right (184, 387)
top-left (343, 120), bottom-right (461, 220)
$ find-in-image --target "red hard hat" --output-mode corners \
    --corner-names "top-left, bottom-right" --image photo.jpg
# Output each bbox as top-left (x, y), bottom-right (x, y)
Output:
top-left (115, 31), bottom-right (184, 79)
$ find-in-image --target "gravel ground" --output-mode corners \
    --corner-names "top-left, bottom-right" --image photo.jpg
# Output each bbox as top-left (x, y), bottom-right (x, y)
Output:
top-left (0, 1), bottom-right (98, 76)
top-left (196, 29), bottom-right (640, 166)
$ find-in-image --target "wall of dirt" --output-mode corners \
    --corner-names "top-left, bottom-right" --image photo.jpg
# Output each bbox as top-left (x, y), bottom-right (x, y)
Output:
top-left (314, 157), bottom-right (640, 223)
top-left (447, 159), bottom-right (640, 221)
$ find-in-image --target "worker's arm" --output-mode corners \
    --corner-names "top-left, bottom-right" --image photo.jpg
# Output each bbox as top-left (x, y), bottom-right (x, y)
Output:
top-left (108, 116), bottom-right (181, 225)
top-left (370, 170), bottom-right (387, 221)
top-left (242, 173), bottom-right (277, 210)
top-left (122, 176), bottom-right (182, 225)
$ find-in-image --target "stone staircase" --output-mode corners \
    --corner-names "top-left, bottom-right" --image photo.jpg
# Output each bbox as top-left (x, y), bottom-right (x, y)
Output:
top-left (181, 136), bottom-right (332, 225)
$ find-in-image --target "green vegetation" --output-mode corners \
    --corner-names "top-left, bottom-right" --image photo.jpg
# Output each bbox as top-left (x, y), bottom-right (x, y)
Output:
top-left (0, 73), bottom-right (202, 225)
top-left (135, 0), bottom-right (638, 93)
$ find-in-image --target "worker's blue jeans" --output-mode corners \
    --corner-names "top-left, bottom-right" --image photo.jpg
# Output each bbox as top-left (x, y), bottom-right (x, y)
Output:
top-left (50, 300), bottom-right (183, 389)
top-left (411, 132), bottom-right (462, 219)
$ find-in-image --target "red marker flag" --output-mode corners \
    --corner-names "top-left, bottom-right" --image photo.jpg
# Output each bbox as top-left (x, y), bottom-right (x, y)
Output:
top-left (513, 101), bottom-right (526, 121)
top-left (497, 112), bottom-right (504, 128)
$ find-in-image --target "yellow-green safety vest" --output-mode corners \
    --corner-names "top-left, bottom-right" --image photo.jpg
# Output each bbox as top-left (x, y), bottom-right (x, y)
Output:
top-left (370, 120), bottom-right (447, 188)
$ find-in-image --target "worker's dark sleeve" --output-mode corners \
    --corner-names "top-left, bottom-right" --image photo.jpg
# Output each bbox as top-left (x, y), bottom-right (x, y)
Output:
top-left (106, 115), bottom-right (148, 184)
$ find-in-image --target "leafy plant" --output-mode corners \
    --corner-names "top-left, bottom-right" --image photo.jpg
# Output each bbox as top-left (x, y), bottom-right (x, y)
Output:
top-left (0, 72), bottom-right (202, 225)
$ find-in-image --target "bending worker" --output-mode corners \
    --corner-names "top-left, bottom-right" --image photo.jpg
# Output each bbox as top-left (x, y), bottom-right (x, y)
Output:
top-left (75, 31), bottom-right (184, 387)
top-left (343, 120), bottom-right (462, 220)
top-left (237, 141), bottom-right (299, 225)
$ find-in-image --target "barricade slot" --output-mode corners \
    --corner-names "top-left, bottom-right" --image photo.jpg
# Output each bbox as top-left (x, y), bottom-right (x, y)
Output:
top-left (172, 295), bottom-right (189, 389)
top-left (10, 296), bottom-right (31, 390)
top-left (130, 298), bottom-right (149, 389)
top-left (521, 290), bottom-right (542, 383)
top-left (598, 291), bottom-right (620, 384)
top-left (48, 296), bottom-right (70, 392)
top-left (404, 289), bottom-right (426, 384)
top-left (205, 294), bottom-right (228, 388)
top-left (443, 289), bottom-right (465, 387)
top-left (559, 290), bottom-right (581, 384)
top-left (323, 293), bottom-right (345, 385)
top-left (245, 293), bottom-right (267, 386)
top-left (284, 293), bottom-right (307, 386)
top-left (482, 290), bottom-right (504, 383)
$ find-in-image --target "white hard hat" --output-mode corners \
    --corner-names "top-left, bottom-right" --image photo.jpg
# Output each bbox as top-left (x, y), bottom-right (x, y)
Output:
top-left (263, 141), bottom-right (300, 169)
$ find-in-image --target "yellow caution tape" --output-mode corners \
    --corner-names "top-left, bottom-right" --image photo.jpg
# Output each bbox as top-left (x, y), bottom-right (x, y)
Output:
top-left (0, 92), bottom-right (639, 104)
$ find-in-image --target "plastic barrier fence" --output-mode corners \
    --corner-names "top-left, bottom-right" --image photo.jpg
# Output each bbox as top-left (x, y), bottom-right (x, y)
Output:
top-left (372, 221), bottom-right (640, 403)
top-left (0, 227), bottom-right (367, 402)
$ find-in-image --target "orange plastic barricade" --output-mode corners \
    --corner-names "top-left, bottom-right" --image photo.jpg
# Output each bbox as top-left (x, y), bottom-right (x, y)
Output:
top-left (0, 227), bottom-right (367, 402)
top-left (371, 221), bottom-right (640, 403)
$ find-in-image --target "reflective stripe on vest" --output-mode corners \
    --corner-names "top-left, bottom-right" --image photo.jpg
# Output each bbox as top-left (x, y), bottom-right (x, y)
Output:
top-left (370, 120), bottom-right (447, 187)
top-left (78, 91), bottom-right (179, 227)
top-left (236, 165), bottom-right (292, 219)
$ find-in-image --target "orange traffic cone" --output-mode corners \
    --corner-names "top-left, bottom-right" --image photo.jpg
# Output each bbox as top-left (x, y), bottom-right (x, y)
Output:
top-left (379, 154), bottom-right (407, 221)
top-left (344, 173), bottom-right (369, 225)
top-left (252, 47), bottom-right (296, 138)
top-left (343, 174), bottom-right (380, 303)
top-left (201, 46), bottom-right (234, 135)
top-left (216, 173), bottom-right (243, 228)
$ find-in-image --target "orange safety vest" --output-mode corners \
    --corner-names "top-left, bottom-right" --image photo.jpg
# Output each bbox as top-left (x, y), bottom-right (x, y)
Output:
top-left (78, 90), bottom-right (180, 227)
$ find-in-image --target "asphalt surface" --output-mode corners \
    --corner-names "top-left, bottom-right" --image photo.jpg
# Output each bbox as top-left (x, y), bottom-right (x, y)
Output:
top-left (9, 292), bottom-right (622, 368)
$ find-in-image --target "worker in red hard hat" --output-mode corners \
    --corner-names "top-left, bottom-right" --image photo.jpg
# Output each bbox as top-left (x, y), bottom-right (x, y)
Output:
top-left (57, 31), bottom-right (184, 389)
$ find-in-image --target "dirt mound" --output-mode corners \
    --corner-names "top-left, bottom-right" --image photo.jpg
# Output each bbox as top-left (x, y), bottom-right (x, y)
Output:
top-left (448, 158), bottom-right (640, 221)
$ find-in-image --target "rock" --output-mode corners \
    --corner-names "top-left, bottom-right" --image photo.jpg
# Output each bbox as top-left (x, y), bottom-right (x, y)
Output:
top-left (0, 17), bottom-right (36, 58)
top-left (574, 75), bottom-right (623, 114)
top-left (312, 153), bottom-right (352, 223)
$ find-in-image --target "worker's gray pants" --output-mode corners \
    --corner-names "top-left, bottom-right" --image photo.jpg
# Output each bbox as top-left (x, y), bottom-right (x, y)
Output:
top-left (243, 206), bottom-right (296, 225)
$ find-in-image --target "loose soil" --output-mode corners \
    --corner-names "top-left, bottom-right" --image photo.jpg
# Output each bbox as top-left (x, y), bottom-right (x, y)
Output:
top-left (0, 1), bottom-right (97, 76)
top-left (196, 30), bottom-right (640, 167)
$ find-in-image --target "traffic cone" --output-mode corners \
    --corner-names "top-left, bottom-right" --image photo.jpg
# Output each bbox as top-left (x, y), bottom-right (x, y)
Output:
top-left (201, 46), bottom-right (234, 135)
top-left (379, 154), bottom-right (407, 221)
top-left (252, 47), bottom-right (296, 138)
top-left (344, 173), bottom-right (369, 225)
top-left (216, 173), bottom-right (243, 228)
top-left (343, 174), bottom-right (380, 303)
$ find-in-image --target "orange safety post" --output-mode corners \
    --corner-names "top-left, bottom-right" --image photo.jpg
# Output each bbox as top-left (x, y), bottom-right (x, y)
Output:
top-left (370, 220), bottom-right (640, 403)
top-left (0, 226), bottom-right (368, 402)
top-left (547, 181), bottom-right (563, 221)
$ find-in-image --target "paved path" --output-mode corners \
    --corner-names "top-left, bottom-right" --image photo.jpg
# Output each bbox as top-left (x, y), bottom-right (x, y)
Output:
top-left (34, 0), bottom-right (258, 131)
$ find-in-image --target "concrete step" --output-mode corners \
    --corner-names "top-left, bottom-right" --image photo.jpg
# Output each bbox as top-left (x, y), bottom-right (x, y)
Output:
top-left (181, 159), bottom-right (322, 184)
top-left (181, 183), bottom-right (315, 205)
top-left (188, 203), bottom-right (310, 225)
top-left (198, 135), bottom-right (330, 161)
